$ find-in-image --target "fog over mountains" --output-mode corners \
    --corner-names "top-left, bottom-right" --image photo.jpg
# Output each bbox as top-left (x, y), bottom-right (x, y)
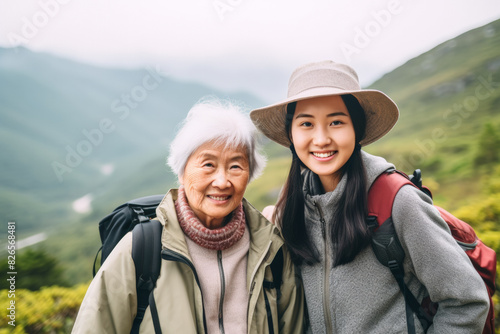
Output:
top-left (0, 47), bottom-right (264, 235)
top-left (0, 18), bottom-right (499, 243)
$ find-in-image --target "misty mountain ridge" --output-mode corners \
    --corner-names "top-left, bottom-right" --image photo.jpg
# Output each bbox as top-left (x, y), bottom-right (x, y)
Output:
top-left (1, 18), bottom-right (499, 284)
top-left (0, 16), bottom-right (499, 248)
top-left (0, 47), bottom-right (265, 236)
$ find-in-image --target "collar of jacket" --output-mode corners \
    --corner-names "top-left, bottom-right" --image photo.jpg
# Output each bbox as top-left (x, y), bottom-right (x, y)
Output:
top-left (155, 189), bottom-right (284, 289)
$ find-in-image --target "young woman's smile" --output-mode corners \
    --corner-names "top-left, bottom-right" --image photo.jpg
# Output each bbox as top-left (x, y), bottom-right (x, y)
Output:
top-left (291, 95), bottom-right (356, 192)
top-left (311, 150), bottom-right (337, 160)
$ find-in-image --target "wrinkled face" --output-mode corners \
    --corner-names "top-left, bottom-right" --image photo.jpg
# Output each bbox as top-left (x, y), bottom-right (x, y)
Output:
top-left (180, 141), bottom-right (250, 229)
top-left (291, 95), bottom-right (356, 192)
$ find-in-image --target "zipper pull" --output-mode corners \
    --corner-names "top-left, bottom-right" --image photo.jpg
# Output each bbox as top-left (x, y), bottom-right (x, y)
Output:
top-left (314, 201), bottom-right (327, 239)
top-left (249, 281), bottom-right (256, 296)
top-left (321, 219), bottom-right (326, 239)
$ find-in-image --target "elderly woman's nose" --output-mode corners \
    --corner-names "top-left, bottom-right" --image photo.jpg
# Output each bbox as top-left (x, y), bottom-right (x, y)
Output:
top-left (212, 169), bottom-right (231, 188)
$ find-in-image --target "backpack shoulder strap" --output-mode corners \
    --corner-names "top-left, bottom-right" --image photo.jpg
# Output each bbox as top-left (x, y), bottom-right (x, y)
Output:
top-left (368, 170), bottom-right (434, 333)
top-left (368, 170), bottom-right (415, 228)
top-left (263, 247), bottom-right (284, 334)
top-left (262, 247), bottom-right (284, 298)
top-left (131, 219), bottom-right (163, 334)
top-left (367, 170), bottom-right (409, 282)
top-left (270, 247), bottom-right (284, 297)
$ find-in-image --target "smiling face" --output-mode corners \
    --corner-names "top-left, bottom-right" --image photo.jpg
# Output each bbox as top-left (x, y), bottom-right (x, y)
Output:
top-left (291, 95), bottom-right (356, 192)
top-left (180, 141), bottom-right (250, 229)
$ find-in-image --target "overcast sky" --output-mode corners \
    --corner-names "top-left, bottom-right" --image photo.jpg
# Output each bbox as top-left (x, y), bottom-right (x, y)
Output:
top-left (1, 0), bottom-right (500, 102)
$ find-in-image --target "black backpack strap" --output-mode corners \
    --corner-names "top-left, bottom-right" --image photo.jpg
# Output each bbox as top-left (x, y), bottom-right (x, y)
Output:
top-left (92, 246), bottom-right (103, 277)
top-left (149, 289), bottom-right (162, 333)
top-left (131, 220), bottom-right (163, 334)
top-left (263, 288), bottom-right (275, 334)
top-left (388, 257), bottom-right (433, 334)
top-left (263, 248), bottom-right (284, 294)
top-left (263, 247), bottom-right (284, 334)
top-left (371, 217), bottom-right (433, 333)
top-left (388, 259), bottom-right (417, 334)
top-left (270, 248), bottom-right (284, 299)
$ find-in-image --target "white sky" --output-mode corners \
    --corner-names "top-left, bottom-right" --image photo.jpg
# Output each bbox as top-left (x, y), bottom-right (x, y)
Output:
top-left (1, 0), bottom-right (500, 102)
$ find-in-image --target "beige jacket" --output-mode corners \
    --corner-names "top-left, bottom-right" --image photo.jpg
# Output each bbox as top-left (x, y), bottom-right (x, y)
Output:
top-left (72, 189), bottom-right (305, 333)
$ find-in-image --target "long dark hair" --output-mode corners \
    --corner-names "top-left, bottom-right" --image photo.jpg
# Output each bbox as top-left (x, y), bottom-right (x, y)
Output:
top-left (274, 94), bottom-right (370, 266)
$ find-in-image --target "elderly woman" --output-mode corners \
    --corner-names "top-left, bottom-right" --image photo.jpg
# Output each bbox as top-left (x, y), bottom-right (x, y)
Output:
top-left (72, 99), bottom-right (304, 334)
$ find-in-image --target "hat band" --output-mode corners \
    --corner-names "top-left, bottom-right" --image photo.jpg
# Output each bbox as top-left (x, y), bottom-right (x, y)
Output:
top-left (288, 69), bottom-right (361, 97)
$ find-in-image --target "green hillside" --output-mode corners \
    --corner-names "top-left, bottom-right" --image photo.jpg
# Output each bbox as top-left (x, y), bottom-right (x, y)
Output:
top-left (248, 19), bottom-right (500, 212)
top-left (364, 19), bottom-right (500, 209)
top-left (1, 18), bottom-right (500, 287)
top-left (0, 47), bottom-right (264, 238)
top-left (0, 48), bottom-right (265, 283)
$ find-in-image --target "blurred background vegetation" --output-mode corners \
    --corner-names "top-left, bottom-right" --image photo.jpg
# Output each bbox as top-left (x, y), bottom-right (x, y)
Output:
top-left (1, 18), bottom-right (499, 333)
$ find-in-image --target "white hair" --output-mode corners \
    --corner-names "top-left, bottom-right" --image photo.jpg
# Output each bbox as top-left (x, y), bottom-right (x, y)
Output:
top-left (167, 98), bottom-right (266, 182)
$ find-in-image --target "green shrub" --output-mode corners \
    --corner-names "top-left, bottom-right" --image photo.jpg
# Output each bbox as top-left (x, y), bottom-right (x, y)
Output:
top-left (0, 283), bottom-right (89, 334)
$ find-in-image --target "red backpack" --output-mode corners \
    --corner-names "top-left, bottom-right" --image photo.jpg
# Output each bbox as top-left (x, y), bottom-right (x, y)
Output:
top-left (367, 169), bottom-right (496, 334)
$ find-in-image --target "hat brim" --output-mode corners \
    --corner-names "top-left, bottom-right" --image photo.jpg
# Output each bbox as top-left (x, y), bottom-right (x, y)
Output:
top-left (250, 87), bottom-right (399, 147)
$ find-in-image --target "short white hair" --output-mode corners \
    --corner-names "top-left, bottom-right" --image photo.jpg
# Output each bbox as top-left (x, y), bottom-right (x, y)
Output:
top-left (167, 98), bottom-right (266, 182)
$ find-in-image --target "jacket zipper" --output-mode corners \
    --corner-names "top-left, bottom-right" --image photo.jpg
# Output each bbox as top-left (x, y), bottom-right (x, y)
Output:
top-left (315, 202), bottom-right (334, 334)
top-left (217, 250), bottom-right (226, 334)
top-left (162, 248), bottom-right (208, 333)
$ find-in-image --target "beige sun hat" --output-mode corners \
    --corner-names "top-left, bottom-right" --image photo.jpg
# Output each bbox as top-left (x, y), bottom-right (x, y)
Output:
top-left (250, 60), bottom-right (399, 147)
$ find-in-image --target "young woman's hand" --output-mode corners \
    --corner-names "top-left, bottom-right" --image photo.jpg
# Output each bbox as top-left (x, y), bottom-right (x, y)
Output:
top-left (262, 205), bottom-right (275, 222)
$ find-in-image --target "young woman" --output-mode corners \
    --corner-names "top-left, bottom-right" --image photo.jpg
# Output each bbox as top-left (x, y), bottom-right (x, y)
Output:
top-left (250, 61), bottom-right (489, 333)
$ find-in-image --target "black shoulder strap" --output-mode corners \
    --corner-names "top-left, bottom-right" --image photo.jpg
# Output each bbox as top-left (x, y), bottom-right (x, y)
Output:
top-left (263, 247), bottom-right (284, 334)
top-left (130, 220), bottom-right (163, 334)
top-left (92, 246), bottom-right (103, 277)
top-left (270, 247), bottom-right (284, 298)
top-left (371, 211), bottom-right (433, 333)
top-left (263, 248), bottom-right (284, 293)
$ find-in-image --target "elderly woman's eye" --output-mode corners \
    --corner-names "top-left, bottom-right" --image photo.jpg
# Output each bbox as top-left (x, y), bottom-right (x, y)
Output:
top-left (203, 163), bottom-right (214, 167)
top-left (230, 165), bottom-right (242, 169)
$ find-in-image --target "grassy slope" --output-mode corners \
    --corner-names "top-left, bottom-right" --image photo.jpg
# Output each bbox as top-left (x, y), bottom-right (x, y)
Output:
top-left (363, 20), bottom-right (500, 209)
top-left (7, 19), bottom-right (500, 285)
top-left (248, 17), bottom-right (500, 211)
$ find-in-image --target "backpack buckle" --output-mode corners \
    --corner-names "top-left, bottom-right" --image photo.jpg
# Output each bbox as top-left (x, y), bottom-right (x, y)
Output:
top-left (133, 207), bottom-right (150, 223)
top-left (366, 216), bottom-right (378, 232)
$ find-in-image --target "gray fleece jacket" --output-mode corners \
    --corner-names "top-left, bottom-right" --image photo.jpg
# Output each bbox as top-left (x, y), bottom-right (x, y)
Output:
top-left (300, 151), bottom-right (489, 334)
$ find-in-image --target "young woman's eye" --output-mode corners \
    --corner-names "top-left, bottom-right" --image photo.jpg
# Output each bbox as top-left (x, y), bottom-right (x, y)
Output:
top-left (300, 121), bottom-right (313, 127)
top-left (331, 120), bottom-right (343, 126)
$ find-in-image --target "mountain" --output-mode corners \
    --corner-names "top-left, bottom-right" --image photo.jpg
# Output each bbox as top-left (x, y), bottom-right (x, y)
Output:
top-left (370, 20), bottom-right (500, 179)
top-left (363, 19), bottom-right (500, 206)
top-left (250, 19), bottom-right (500, 211)
top-left (1, 18), bottom-right (499, 285)
top-left (0, 47), bottom-right (265, 237)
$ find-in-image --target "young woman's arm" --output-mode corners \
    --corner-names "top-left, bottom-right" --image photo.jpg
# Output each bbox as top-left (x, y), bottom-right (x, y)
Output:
top-left (392, 185), bottom-right (489, 334)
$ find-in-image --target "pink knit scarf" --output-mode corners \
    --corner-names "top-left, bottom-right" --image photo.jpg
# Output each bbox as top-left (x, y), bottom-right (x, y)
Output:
top-left (175, 186), bottom-right (246, 250)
